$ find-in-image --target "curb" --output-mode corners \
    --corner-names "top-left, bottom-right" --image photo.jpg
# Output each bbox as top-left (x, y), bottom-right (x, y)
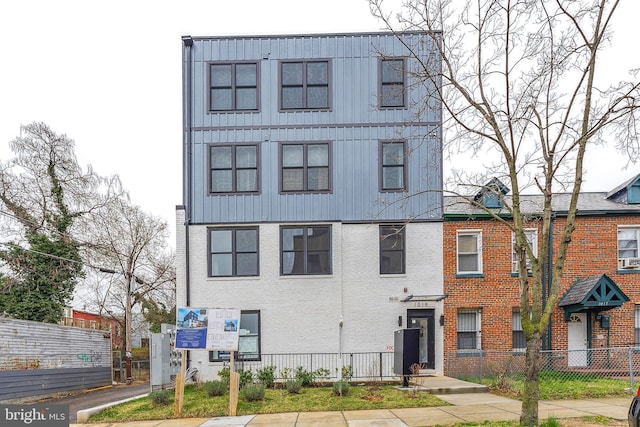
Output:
top-left (76, 393), bottom-right (149, 423)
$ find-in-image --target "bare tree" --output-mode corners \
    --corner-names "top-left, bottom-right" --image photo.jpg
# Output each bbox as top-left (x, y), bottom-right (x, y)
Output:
top-left (370, 0), bottom-right (640, 424)
top-left (81, 194), bottom-right (175, 383)
top-left (0, 122), bottom-right (121, 322)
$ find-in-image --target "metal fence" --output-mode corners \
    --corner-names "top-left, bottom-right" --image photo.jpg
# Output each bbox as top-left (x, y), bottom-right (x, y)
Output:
top-left (230, 352), bottom-right (395, 381)
top-left (447, 346), bottom-right (640, 391)
top-left (112, 351), bottom-right (150, 383)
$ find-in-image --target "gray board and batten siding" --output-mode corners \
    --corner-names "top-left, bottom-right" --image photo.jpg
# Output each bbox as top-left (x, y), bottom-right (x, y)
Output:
top-left (0, 317), bottom-right (112, 402)
top-left (184, 32), bottom-right (443, 224)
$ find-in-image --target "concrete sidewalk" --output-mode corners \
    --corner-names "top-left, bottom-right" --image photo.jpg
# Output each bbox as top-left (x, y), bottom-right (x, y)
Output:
top-left (69, 393), bottom-right (632, 426)
top-left (69, 376), bottom-right (633, 426)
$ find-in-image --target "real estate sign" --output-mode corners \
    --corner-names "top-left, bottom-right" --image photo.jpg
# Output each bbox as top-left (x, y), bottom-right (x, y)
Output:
top-left (175, 307), bottom-right (240, 350)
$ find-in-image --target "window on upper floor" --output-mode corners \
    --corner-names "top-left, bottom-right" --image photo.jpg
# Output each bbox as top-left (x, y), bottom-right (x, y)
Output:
top-left (280, 142), bottom-right (331, 193)
top-left (379, 58), bottom-right (406, 108)
top-left (457, 230), bottom-right (482, 274)
top-left (280, 60), bottom-right (330, 110)
top-left (281, 225), bottom-right (331, 275)
top-left (512, 310), bottom-right (526, 351)
top-left (380, 225), bottom-right (405, 274)
top-left (512, 229), bottom-right (538, 273)
top-left (209, 62), bottom-right (259, 112)
top-left (209, 227), bottom-right (259, 277)
top-left (209, 144), bottom-right (259, 194)
top-left (380, 140), bottom-right (407, 192)
top-left (618, 226), bottom-right (640, 270)
top-left (457, 309), bottom-right (481, 350)
top-left (210, 310), bottom-right (261, 361)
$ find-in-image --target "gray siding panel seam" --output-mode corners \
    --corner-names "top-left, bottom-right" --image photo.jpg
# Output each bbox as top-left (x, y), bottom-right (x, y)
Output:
top-left (192, 122), bottom-right (439, 131)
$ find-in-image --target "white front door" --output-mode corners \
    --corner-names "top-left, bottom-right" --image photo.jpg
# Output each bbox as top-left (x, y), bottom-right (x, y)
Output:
top-left (568, 313), bottom-right (588, 367)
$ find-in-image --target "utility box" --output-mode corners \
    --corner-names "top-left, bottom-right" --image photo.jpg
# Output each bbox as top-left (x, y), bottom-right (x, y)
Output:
top-left (150, 326), bottom-right (180, 391)
top-left (394, 328), bottom-right (420, 387)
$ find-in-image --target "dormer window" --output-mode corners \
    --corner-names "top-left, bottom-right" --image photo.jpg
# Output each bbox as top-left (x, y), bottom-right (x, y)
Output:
top-left (474, 177), bottom-right (509, 209)
top-left (630, 180), bottom-right (640, 204)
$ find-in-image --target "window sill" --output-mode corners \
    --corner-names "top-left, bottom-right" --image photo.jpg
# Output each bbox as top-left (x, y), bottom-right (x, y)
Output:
top-left (455, 350), bottom-right (485, 357)
top-left (617, 269), bottom-right (640, 274)
top-left (280, 274), bottom-right (333, 278)
top-left (455, 273), bottom-right (484, 278)
top-left (207, 110), bottom-right (260, 114)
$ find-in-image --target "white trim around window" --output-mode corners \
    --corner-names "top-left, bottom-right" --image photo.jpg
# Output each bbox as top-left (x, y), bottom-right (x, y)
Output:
top-left (456, 230), bottom-right (482, 275)
top-left (512, 228), bottom-right (538, 273)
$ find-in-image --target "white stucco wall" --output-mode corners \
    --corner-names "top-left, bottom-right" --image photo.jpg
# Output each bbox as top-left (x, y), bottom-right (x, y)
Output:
top-left (175, 212), bottom-right (444, 380)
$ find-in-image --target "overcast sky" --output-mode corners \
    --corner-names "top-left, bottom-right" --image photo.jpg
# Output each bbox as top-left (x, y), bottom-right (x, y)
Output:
top-left (0, 0), bottom-right (638, 248)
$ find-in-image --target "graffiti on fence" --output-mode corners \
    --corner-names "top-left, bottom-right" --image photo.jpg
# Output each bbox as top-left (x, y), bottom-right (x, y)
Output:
top-left (76, 350), bottom-right (103, 365)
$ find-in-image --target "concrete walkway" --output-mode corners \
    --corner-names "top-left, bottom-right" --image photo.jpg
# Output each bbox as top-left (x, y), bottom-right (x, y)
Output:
top-left (70, 376), bottom-right (633, 426)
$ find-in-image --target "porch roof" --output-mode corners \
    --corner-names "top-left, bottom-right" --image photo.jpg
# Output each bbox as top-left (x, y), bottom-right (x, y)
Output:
top-left (558, 274), bottom-right (629, 321)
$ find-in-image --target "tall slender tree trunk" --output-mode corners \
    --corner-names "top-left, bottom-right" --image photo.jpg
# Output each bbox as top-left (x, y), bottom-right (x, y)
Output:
top-left (520, 331), bottom-right (542, 426)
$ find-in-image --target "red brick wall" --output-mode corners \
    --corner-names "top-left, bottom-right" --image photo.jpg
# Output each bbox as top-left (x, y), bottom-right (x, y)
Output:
top-left (443, 214), bottom-right (640, 368)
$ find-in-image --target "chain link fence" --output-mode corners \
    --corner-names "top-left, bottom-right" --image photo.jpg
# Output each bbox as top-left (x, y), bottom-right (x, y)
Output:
top-left (447, 346), bottom-right (640, 396)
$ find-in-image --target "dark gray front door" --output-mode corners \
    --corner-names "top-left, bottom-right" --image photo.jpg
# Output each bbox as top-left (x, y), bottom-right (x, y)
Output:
top-left (407, 309), bottom-right (435, 369)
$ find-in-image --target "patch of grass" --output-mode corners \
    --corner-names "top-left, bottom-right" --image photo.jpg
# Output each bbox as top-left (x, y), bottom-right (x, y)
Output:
top-left (88, 384), bottom-right (447, 422)
top-left (469, 371), bottom-right (632, 400)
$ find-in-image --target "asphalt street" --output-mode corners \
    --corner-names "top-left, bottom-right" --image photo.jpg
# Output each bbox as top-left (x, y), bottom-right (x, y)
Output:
top-left (28, 382), bottom-right (150, 423)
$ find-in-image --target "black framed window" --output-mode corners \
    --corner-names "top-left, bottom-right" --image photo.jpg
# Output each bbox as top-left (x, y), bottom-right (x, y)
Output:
top-left (281, 142), bottom-right (330, 192)
top-left (380, 225), bottom-right (405, 274)
top-left (209, 227), bottom-right (258, 277)
top-left (281, 225), bottom-right (331, 275)
top-left (210, 310), bottom-right (261, 361)
top-left (209, 62), bottom-right (258, 111)
top-left (280, 60), bottom-right (330, 110)
top-left (210, 144), bottom-right (259, 193)
top-left (380, 140), bottom-right (406, 191)
top-left (380, 58), bottom-right (405, 108)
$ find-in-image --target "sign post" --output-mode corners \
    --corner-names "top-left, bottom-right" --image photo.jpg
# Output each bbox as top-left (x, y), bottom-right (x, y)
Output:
top-left (173, 350), bottom-right (186, 416)
top-left (229, 350), bottom-right (239, 416)
top-left (174, 308), bottom-right (241, 416)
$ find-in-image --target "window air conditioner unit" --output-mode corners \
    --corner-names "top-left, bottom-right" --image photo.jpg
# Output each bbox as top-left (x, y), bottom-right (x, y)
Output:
top-left (619, 257), bottom-right (640, 269)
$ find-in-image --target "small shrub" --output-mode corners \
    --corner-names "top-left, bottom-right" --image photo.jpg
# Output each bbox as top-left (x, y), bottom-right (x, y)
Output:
top-left (340, 365), bottom-right (353, 381)
top-left (242, 383), bottom-right (265, 401)
top-left (285, 379), bottom-right (303, 394)
top-left (218, 367), bottom-right (230, 384)
top-left (279, 367), bottom-right (293, 380)
top-left (257, 365), bottom-right (276, 388)
top-left (333, 380), bottom-right (350, 396)
top-left (203, 380), bottom-right (227, 397)
top-left (295, 366), bottom-right (313, 386)
top-left (218, 367), bottom-right (253, 388)
top-left (149, 390), bottom-right (171, 405)
top-left (237, 368), bottom-right (254, 388)
top-left (313, 368), bottom-right (331, 383)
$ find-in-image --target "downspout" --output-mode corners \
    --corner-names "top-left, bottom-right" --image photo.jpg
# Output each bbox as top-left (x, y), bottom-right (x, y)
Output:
top-left (182, 35), bottom-right (193, 371)
top-left (182, 35), bottom-right (193, 307)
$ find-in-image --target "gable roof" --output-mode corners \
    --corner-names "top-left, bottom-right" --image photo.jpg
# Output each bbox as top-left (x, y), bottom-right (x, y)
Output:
top-left (558, 274), bottom-right (629, 320)
top-left (445, 173), bottom-right (640, 218)
top-left (606, 172), bottom-right (640, 204)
